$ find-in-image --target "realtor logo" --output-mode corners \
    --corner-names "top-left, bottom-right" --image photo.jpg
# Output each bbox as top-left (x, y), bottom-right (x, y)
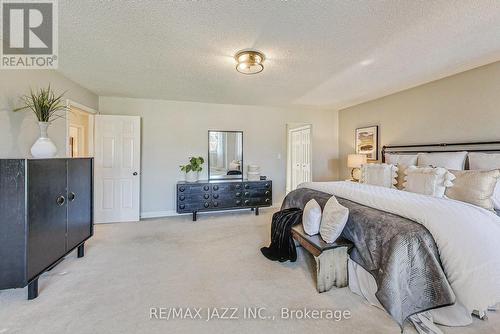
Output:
top-left (1, 0), bottom-right (58, 69)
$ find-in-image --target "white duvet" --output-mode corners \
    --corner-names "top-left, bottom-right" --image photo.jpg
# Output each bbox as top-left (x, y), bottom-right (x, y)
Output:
top-left (298, 181), bottom-right (500, 314)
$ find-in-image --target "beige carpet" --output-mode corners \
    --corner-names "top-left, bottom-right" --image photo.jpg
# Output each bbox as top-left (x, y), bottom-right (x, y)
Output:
top-left (0, 209), bottom-right (497, 334)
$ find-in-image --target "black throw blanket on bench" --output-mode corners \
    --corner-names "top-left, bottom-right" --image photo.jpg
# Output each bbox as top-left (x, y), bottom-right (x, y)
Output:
top-left (260, 208), bottom-right (302, 262)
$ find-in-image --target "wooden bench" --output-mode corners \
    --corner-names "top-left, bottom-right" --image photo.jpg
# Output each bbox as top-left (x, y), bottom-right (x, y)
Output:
top-left (291, 224), bottom-right (353, 293)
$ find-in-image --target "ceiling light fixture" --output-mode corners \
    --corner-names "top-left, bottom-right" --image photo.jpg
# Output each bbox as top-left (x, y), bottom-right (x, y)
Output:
top-left (234, 50), bottom-right (265, 75)
top-left (360, 59), bottom-right (374, 66)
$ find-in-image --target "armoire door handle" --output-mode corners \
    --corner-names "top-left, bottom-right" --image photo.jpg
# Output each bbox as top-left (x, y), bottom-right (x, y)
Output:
top-left (68, 192), bottom-right (76, 202)
top-left (56, 196), bottom-right (65, 206)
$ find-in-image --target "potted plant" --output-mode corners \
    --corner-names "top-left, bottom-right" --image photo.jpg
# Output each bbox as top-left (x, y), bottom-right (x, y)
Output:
top-left (180, 157), bottom-right (205, 182)
top-left (14, 85), bottom-right (67, 158)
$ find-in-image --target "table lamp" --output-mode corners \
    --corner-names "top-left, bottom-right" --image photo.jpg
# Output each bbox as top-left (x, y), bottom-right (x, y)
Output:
top-left (347, 154), bottom-right (367, 181)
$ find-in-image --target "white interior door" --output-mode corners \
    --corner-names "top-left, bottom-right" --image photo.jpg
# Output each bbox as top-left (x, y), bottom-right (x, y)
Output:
top-left (290, 126), bottom-right (312, 190)
top-left (94, 115), bottom-right (141, 223)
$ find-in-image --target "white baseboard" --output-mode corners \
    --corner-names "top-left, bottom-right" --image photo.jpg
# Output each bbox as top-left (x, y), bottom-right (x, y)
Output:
top-left (140, 203), bottom-right (281, 220)
top-left (140, 210), bottom-right (178, 219)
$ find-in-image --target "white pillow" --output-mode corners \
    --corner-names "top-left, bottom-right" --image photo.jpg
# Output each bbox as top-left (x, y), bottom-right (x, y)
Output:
top-left (468, 152), bottom-right (500, 170)
top-left (468, 152), bottom-right (500, 210)
top-left (417, 151), bottom-right (468, 170)
top-left (319, 196), bottom-right (349, 243)
top-left (403, 166), bottom-right (456, 197)
top-left (303, 199), bottom-right (322, 236)
top-left (384, 153), bottom-right (418, 166)
top-left (360, 163), bottom-right (398, 188)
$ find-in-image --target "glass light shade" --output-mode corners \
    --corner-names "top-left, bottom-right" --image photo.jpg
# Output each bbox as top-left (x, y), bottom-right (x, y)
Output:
top-left (235, 50), bottom-right (265, 75)
top-left (347, 154), bottom-right (367, 168)
top-left (236, 62), bottom-right (263, 74)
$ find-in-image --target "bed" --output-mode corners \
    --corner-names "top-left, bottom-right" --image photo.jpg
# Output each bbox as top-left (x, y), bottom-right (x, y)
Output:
top-left (282, 141), bottom-right (500, 332)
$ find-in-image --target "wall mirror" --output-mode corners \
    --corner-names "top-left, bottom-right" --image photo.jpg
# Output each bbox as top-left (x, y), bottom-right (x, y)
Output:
top-left (208, 130), bottom-right (243, 180)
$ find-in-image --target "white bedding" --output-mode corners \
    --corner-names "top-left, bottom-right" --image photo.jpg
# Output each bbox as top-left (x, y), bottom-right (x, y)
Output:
top-left (298, 181), bottom-right (500, 315)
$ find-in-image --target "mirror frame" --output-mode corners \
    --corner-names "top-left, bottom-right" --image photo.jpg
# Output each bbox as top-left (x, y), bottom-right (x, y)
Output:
top-left (208, 130), bottom-right (244, 181)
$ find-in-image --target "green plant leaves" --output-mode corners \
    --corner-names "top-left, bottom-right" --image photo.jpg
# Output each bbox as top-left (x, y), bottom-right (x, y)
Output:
top-left (13, 84), bottom-right (67, 122)
top-left (180, 156), bottom-right (204, 173)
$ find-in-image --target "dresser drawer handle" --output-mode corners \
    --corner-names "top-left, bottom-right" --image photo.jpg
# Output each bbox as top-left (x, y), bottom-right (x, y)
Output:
top-left (56, 196), bottom-right (65, 206)
top-left (265, 183), bottom-right (270, 188)
top-left (179, 195), bottom-right (185, 201)
top-left (235, 184), bottom-right (241, 189)
top-left (265, 190), bottom-right (270, 196)
top-left (179, 204), bottom-right (185, 210)
top-left (244, 191), bottom-right (250, 197)
top-left (244, 200), bottom-right (250, 205)
top-left (244, 184), bottom-right (250, 189)
top-left (203, 185), bottom-right (210, 191)
top-left (179, 186), bottom-right (185, 192)
top-left (213, 185), bottom-right (219, 191)
top-left (265, 198), bottom-right (271, 203)
top-left (68, 192), bottom-right (76, 202)
top-left (204, 202), bottom-right (210, 208)
top-left (204, 194), bottom-right (210, 199)
top-left (213, 194), bottom-right (219, 199)
top-left (213, 201), bottom-right (219, 207)
top-left (235, 192), bottom-right (241, 197)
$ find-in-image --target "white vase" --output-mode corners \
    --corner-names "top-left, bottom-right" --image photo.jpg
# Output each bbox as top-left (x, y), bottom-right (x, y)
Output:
top-left (185, 170), bottom-right (199, 182)
top-left (31, 122), bottom-right (57, 158)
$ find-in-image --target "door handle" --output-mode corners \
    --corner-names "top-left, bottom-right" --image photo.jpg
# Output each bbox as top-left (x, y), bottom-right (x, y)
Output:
top-left (68, 192), bottom-right (76, 202)
top-left (133, 172), bottom-right (138, 176)
top-left (56, 196), bottom-right (66, 206)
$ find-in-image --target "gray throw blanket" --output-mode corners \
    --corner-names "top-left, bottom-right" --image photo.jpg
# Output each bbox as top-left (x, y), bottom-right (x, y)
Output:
top-left (281, 188), bottom-right (455, 326)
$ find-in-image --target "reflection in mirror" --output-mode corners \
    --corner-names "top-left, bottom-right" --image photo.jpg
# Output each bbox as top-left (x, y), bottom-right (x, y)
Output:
top-left (209, 131), bottom-right (243, 179)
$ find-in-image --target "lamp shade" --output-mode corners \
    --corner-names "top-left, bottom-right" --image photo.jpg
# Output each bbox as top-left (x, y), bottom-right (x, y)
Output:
top-left (347, 154), bottom-right (367, 168)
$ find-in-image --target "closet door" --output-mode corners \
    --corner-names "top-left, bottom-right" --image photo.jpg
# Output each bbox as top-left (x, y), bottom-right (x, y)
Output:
top-left (291, 130), bottom-right (302, 190)
top-left (300, 128), bottom-right (311, 184)
top-left (27, 159), bottom-right (68, 281)
top-left (290, 126), bottom-right (312, 190)
top-left (67, 159), bottom-right (93, 251)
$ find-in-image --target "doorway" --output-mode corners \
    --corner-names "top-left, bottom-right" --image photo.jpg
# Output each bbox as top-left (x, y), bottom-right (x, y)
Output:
top-left (286, 124), bottom-right (312, 193)
top-left (66, 100), bottom-right (96, 158)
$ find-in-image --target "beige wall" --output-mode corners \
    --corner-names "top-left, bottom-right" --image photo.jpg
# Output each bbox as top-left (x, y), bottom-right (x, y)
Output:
top-left (0, 70), bottom-right (98, 158)
top-left (99, 96), bottom-right (339, 217)
top-left (338, 61), bottom-right (500, 179)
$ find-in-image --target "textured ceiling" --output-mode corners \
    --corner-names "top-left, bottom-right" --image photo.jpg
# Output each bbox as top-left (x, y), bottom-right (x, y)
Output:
top-left (58, 1), bottom-right (500, 109)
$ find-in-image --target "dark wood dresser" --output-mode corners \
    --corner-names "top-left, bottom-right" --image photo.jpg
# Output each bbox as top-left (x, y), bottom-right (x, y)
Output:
top-left (0, 158), bottom-right (93, 299)
top-left (176, 179), bottom-right (272, 221)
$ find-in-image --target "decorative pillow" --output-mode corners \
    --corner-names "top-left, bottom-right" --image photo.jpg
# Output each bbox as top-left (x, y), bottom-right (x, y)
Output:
top-left (384, 154), bottom-right (418, 189)
top-left (403, 166), bottom-right (455, 197)
top-left (445, 170), bottom-right (500, 211)
top-left (417, 151), bottom-right (468, 170)
top-left (303, 199), bottom-right (322, 236)
top-left (360, 163), bottom-right (398, 188)
top-left (468, 152), bottom-right (500, 210)
top-left (319, 196), bottom-right (349, 243)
